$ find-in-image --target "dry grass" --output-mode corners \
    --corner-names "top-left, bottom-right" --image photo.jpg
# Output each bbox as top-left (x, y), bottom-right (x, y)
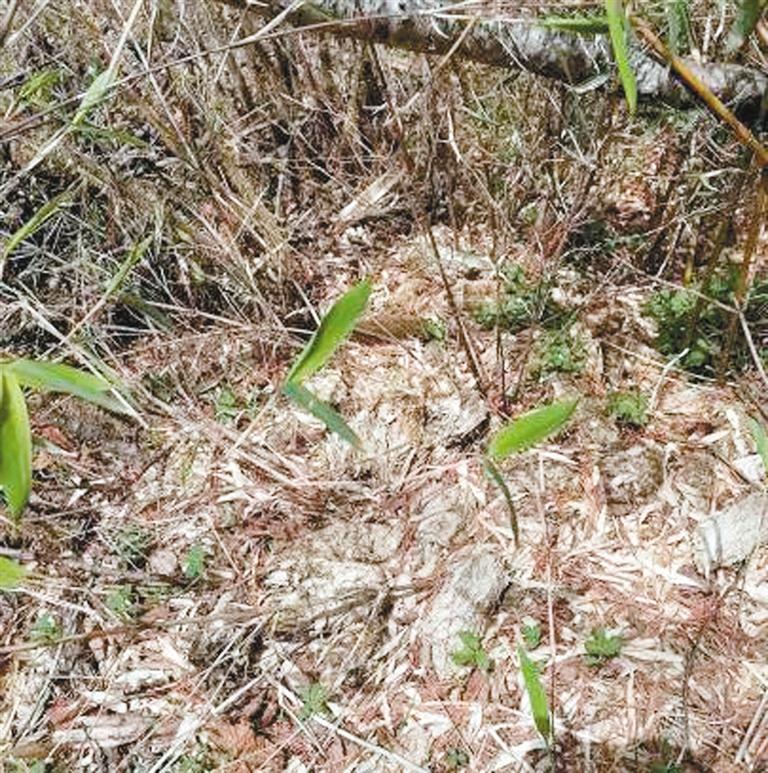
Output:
top-left (2, 1), bottom-right (768, 771)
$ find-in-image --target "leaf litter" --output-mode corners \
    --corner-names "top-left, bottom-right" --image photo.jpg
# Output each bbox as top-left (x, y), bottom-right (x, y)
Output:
top-left (2, 227), bottom-right (768, 771)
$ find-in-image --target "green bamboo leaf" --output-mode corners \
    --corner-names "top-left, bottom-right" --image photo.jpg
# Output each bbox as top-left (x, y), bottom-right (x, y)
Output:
top-left (487, 398), bottom-right (578, 461)
top-left (539, 15), bottom-right (609, 34)
top-left (6, 360), bottom-right (130, 414)
top-left (2, 188), bottom-right (73, 263)
top-left (0, 371), bottom-right (32, 520)
top-left (605, 0), bottom-right (637, 115)
top-left (727, 0), bottom-right (765, 50)
top-left (283, 382), bottom-right (361, 448)
top-left (0, 556), bottom-right (26, 590)
top-left (518, 645), bottom-right (551, 743)
top-left (749, 417), bottom-right (768, 475)
top-left (286, 280), bottom-right (372, 384)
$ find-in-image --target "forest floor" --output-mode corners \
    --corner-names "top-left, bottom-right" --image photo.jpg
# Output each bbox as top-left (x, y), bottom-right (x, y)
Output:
top-left (3, 222), bottom-right (768, 772)
top-left (3, 1), bottom-right (768, 771)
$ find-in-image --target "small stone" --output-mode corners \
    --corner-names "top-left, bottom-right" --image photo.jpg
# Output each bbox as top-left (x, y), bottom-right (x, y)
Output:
top-left (693, 492), bottom-right (768, 576)
top-left (419, 548), bottom-right (508, 678)
top-left (148, 549), bottom-right (178, 576)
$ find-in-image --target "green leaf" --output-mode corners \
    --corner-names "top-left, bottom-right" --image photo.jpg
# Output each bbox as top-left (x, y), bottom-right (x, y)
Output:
top-left (2, 188), bottom-right (73, 263)
top-left (750, 418), bottom-right (768, 475)
top-left (539, 14), bottom-right (610, 34)
top-left (183, 545), bottom-right (206, 579)
top-left (283, 382), bottom-right (361, 448)
top-left (299, 682), bottom-right (330, 719)
top-left (584, 627), bottom-right (623, 666)
top-left (0, 556), bottom-right (26, 590)
top-left (0, 371), bottom-right (32, 520)
top-left (72, 69), bottom-right (115, 127)
top-left (522, 622), bottom-right (542, 650)
top-left (105, 236), bottom-right (151, 297)
top-left (605, 0), bottom-right (637, 114)
top-left (727, 0), bottom-right (766, 50)
top-left (487, 398), bottom-right (578, 461)
top-left (518, 645), bottom-right (551, 743)
top-left (451, 631), bottom-right (492, 671)
top-left (286, 279), bottom-right (372, 384)
top-left (6, 359), bottom-right (129, 414)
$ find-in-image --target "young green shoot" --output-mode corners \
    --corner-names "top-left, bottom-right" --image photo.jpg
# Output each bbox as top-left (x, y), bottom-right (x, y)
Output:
top-left (299, 682), bottom-right (331, 719)
top-left (584, 627), bottom-right (623, 666)
top-left (283, 279), bottom-right (371, 447)
top-left (451, 631), bottom-right (492, 671)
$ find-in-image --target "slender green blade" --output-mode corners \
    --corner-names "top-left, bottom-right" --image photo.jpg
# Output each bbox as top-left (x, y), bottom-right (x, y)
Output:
top-left (286, 279), bottom-right (372, 384)
top-left (6, 359), bottom-right (130, 414)
top-left (750, 418), bottom-right (768, 475)
top-left (0, 371), bottom-right (32, 520)
top-left (728, 0), bottom-right (765, 50)
top-left (2, 188), bottom-right (72, 261)
top-left (105, 236), bottom-right (151, 297)
top-left (518, 645), bottom-right (551, 743)
top-left (283, 382), bottom-right (361, 447)
top-left (487, 398), bottom-right (578, 461)
top-left (539, 14), bottom-right (609, 34)
top-left (0, 556), bottom-right (26, 590)
top-left (605, 0), bottom-right (637, 114)
top-left (72, 70), bottom-right (115, 127)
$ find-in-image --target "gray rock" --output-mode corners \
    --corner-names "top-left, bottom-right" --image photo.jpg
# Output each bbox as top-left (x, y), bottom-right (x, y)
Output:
top-left (419, 548), bottom-right (508, 678)
top-left (693, 492), bottom-right (768, 576)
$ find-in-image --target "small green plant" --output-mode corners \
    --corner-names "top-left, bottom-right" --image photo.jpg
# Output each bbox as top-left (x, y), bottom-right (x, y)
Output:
top-left (283, 279), bottom-right (371, 446)
top-left (0, 359), bottom-right (130, 521)
top-left (535, 329), bottom-right (586, 376)
top-left (175, 746), bottom-right (212, 773)
top-left (445, 748), bottom-right (470, 769)
top-left (473, 264), bottom-right (562, 332)
top-left (213, 384), bottom-right (239, 423)
top-left (451, 630), bottom-right (492, 671)
top-left (484, 397), bottom-right (579, 544)
top-left (644, 271), bottom-right (768, 373)
top-left (31, 613), bottom-right (61, 644)
top-left (106, 585), bottom-right (134, 620)
top-left (183, 544), bottom-right (206, 580)
top-left (518, 645), bottom-right (551, 746)
top-left (607, 389), bottom-right (649, 427)
top-left (584, 628), bottom-right (623, 666)
top-left (18, 68), bottom-right (62, 108)
top-left (422, 317), bottom-right (447, 341)
top-left (299, 682), bottom-right (330, 719)
top-left (522, 621), bottom-right (542, 649)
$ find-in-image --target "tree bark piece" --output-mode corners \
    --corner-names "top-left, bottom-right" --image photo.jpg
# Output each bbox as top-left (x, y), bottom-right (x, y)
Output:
top-left (220, 0), bottom-right (767, 120)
